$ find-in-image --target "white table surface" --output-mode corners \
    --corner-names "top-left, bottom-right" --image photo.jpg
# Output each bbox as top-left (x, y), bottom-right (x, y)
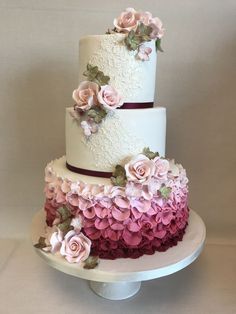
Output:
top-left (0, 238), bottom-right (235, 314)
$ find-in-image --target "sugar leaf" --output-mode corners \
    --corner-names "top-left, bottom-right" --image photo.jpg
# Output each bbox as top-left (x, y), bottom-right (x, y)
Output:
top-left (83, 256), bottom-right (99, 269)
top-left (143, 147), bottom-right (159, 159)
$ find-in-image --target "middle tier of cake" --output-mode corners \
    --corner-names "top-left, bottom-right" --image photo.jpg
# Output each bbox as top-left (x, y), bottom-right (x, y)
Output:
top-left (66, 106), bottom-right (166, 173)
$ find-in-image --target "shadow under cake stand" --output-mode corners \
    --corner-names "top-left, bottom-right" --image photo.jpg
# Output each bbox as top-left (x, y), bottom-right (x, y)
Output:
top-left (31, 209), bottom-right (206, 300)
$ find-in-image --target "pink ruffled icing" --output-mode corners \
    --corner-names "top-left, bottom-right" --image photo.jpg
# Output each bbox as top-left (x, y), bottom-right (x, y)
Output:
top-left (44, 158), bottom-right (189, 259)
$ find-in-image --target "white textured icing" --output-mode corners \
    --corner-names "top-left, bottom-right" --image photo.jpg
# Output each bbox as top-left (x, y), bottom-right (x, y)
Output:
top-left (66, 107), bottom-right (166, 172)
top-left (78, 34), bottom-right (157, 103)
top-left (48, 156), bottom-right (109, 185)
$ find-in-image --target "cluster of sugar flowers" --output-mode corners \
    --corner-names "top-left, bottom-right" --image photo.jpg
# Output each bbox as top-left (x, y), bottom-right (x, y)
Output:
top-left (34, 206), bottom-right (99, 268)
top-left (71, 64), bottom-right (123, 137)
top-left (111, 148), bottom-right (180, 198)
top-left (110, 8), bottom-right (164, 61)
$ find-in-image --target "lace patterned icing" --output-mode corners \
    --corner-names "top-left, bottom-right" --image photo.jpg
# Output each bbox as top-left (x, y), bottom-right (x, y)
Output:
top-left (84, 34), bottom-right (153, 102)
top-left (82, 112), bottom-right (146, 169)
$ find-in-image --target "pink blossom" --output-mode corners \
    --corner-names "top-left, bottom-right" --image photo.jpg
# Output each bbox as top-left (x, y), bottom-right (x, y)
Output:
top-left (72, 81), bottom-right (99, 111)
top-left (70, 216), bottom-right (83, 232)
top-left (97, 85), bottom-right (123, 110)
top-left (148, 177), bottom-right (162, 195)
top-left (60, 230), bottom-right (91, 263)
top-left (137, 44), bottom-right (152, 61)
top-left (125, 154), bottom-right (155, 184)
top-left (49, 228), bottom-right (64, 254)
top-left (125, 181), bottom-right (142, 198)
top-left (149, 17), bottom-right (164, 39)
top-left (113, 8), bottom-right (138, 33)
top-left (81, 119), bottom-right (98, 137)
top-left (153, 157), bottom-right (170, 180)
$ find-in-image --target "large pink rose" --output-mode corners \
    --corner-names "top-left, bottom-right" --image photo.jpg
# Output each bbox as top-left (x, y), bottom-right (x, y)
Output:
top-left (149, 17), bottom-right (164, 39)
top-left (114, 8), bottom-right (138, 33)
top-left (60, 230), bottom-right (91, 263)
top-left (125, 154), bottom-right (155, 184)
top-left (97, 85), bottom-right (123, 110)
top-left (72, 81), bottom-right (99, 111)
top-left (153, 157), bottom-right (170, 180)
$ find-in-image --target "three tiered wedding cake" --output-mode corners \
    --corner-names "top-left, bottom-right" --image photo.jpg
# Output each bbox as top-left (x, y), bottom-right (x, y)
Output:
top-left (36, 8), bottom-right (189, 266)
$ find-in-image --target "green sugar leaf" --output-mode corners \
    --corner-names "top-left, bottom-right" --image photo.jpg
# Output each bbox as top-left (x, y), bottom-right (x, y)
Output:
top-left (83, 64), bottom-right (110, 86)
top-left (159, 186), bottom-right (171, 199)
top-left (58, 218), bottom-right (73, 233)
top-left (111, 165), bottom-right (127, 187)
top-left (143, 147), bottom-right (159, 159)
top-left (57, 206), bottom-right (71, 221)
top-left (83, 256), bottom-right (99, 269)
top-left (88, 107), bottom-right (107, 124)
top-left (34, 237), bottom-right (47, 249)
top-left (155, 38), bottom-right (164, 52)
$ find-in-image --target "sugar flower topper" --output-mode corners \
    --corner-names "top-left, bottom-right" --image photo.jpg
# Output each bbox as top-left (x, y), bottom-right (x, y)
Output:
top-left (107, 8), bottom-right (164, 60)
top-left (71, 64), bottom-right (123, 138)
top-left (111, 148), bottom-right (172, 200)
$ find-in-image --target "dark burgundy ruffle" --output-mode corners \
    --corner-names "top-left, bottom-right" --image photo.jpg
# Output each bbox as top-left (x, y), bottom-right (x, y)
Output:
top-left (89, 226), bottom-right (187, 260)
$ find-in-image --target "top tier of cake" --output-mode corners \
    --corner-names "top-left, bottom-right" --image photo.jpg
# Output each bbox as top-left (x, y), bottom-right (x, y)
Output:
top-left (78, 34), bottom-right (157, 103)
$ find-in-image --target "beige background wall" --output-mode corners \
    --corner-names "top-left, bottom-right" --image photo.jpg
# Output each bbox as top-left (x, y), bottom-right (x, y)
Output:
top-left (0, 0), bottom-right (235, 242)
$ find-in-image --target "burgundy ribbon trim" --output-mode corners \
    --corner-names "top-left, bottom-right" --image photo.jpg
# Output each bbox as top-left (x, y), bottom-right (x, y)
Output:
top-left (119, 102), bottom-right (154, 109)
top-left (66, 162), bottom-right (112, 178)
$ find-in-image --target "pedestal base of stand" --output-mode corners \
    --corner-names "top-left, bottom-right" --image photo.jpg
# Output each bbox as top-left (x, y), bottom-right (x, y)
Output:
top-left (89, 281), bottom-right (141, 300)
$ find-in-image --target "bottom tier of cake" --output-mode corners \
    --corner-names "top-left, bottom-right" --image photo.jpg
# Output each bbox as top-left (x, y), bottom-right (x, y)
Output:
top-left (42, 156), bottom-right (189, 262)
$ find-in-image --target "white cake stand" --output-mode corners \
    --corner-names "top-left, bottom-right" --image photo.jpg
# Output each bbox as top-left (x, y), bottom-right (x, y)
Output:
top-left (31, 209), bottom-right (206, 300)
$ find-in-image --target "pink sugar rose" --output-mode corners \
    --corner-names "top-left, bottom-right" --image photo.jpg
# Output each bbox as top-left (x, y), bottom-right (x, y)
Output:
top-left (114, 8), bottom-right (138, 33)
top-left (60, 230), bottom-right (91, 264)
top-left (149, 17), bottom-right (164, 39)
top-left (97, 85), bottom-right (123, 110)
top-left (72, 81), bottom-right (99, 111)
top-left (135, 11), bottom-right (152, 25)
top-left (137, 44), bottom-right (152, 61)
top-left (125, 154), bottom-right (155, 184)
top-left (153, 157), bottom-right (170, 180)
